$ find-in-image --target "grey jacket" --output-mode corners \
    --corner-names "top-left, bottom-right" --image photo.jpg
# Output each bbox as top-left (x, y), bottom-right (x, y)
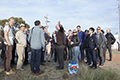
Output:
top-left (95, 33), bottom-right (105, 48)
top-left (29, 26), bottom-right (45, 50)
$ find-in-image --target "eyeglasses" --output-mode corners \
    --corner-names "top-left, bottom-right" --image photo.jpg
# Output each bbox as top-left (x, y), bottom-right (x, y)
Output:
top-left (73, 32), bottom-right (77, 33)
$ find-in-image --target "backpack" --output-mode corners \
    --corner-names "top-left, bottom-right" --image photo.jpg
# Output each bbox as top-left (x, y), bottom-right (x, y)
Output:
top-left (68, 61), bottom-right (79, 74)
top-left (0, 27), bottom-right (5, 47)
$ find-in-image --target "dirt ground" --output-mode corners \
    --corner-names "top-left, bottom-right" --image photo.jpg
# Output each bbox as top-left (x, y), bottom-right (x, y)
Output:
top-left (103, 54), bottom-right (120, 72)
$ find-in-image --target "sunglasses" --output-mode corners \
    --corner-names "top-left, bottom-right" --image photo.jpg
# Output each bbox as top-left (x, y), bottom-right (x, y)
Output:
top-left (97, 29), bottom-right (100, 30)
top-left (73, 32), bottom-right (77, 33)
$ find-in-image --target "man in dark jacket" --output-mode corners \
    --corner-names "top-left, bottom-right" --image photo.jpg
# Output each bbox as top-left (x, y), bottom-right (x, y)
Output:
top-left (105, 29), bottom-right (116, 61)
top-left (83, 30), bottom-right (91, 66)
top-left (89, 27), bottom-right (98, 69)
top-left (56, 22), bottom-right (65, 70)
top-left (52, 24), bottom-right (60, 62)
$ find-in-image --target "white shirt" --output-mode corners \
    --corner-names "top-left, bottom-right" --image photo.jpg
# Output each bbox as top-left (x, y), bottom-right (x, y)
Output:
top-left (4, 25), bottom-right (14, 45)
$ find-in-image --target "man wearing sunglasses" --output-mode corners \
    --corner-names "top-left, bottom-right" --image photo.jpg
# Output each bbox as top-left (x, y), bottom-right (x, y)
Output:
top-left (95, 26), bottom-right (105, 67)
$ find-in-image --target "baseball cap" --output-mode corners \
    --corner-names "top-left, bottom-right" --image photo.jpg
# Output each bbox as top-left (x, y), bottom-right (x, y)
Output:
top-left (19, 23), bottom-right (25, 28)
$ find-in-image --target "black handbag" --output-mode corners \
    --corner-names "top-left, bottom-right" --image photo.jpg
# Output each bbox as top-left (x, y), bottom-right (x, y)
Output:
top-left (27, 42), bottom-right (31, 52)
top-left (27, 27), bottom-right (34, 52)
top-left (13, 37), bottom-right (19, 44)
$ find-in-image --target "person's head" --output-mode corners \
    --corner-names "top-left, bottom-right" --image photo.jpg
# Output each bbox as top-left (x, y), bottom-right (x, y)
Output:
top-left (24, 29), bottom-right (29, 34)
top-left (9, 18), bottom-right (14, 26)
top-left (68, 30), bottom-right (72, 34)
top-left (107, 29), bottom-right (111, 33)
top-left (73, 29), bottom-right (77, 36)
top-left (85, 30), bottom-right (89, 35)
top-left (96, 26), bottom-right (101, 33)
top-left (56, 25), bottom-right (60, 31)
top-left (101, 30), bottom-right (105, 34)
top-left (4, 21), bottom-right (9, 27)
top-left (34, 20), bottom-right (41, 26)
top-left (89, 27), bottom-right (95, 34)
top-left (43, 27), bottom-right (47, 33)
top-left (77, 25), bottom-right (81, 31)
top-left (19, 23), bottom-right (26, 31)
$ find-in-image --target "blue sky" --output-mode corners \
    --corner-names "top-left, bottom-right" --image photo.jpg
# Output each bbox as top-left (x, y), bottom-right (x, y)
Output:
top-left (0, 0), bottom-right (119, 35)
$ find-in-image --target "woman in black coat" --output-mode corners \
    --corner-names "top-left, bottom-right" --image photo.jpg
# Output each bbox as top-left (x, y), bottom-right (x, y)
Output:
top-left (71, 29), bottom-right (80, 63)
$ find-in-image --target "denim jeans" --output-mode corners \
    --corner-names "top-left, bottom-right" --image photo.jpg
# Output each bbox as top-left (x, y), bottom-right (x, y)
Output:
top-left (72, 46), bottom-right (79, 63)
top-left (30, 48), bottom-right (42, 73)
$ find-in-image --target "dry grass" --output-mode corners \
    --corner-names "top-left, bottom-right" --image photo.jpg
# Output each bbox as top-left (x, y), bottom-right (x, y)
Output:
top-left (0, 60), bottom-right (120, 80)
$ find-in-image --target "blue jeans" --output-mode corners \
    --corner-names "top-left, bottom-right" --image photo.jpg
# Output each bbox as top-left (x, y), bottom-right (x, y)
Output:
top-left (30, 49), bottom-right (42, 73)
top-left (72, 46), bottom-right (79, 63)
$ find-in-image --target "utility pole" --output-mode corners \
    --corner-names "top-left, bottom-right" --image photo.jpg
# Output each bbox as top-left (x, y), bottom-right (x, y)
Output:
top-left (118, 0), bottom-right (120, 38)
top-left (44, 14), bottom-right (50, 31)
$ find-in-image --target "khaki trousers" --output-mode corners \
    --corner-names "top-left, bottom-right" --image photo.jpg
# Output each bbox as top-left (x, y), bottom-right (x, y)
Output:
top-left (44, 43), bottom-right (51, 61)
top-left (16, 45), bottom-right (25, 69)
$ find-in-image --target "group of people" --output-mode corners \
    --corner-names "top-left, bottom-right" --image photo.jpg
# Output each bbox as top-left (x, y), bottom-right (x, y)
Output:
top-left (0, 18), bottom-right (116, 76)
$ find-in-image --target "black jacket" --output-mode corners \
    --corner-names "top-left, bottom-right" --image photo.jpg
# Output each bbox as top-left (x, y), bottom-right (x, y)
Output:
top-left (71, 35), bottom-right (80, 48)
top-left (89, 34), bottom-right (98, 50)
top-left (83, 34), bottom-right (90, 49)
top-left (105, 33), bottom-right (116, 45)
top-left (56, 26), bottom-right (65, 46)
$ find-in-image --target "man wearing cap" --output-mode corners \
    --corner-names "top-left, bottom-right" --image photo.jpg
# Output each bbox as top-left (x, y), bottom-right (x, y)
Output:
top-left (83, 30), bottom-right (92, 66)
top-left (16, 23), bottom-right (27, 70)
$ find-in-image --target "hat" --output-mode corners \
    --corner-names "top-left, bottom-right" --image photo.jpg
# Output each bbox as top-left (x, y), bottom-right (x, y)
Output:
top-left (19, 23), bottom-right (25, 28)
top-left (85, 30), bottom-right (89, 32)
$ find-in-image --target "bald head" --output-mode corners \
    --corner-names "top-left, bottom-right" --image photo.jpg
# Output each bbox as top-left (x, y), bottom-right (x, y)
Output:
top-left (107, 29), bottom-right (111, 33)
